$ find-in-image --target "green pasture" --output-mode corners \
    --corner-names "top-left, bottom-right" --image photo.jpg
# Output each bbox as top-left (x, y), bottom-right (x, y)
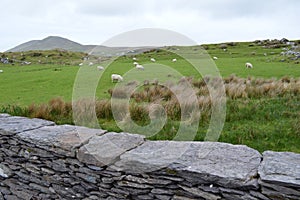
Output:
top-left (0, 42), bottom-right (299, 106)
top-left (0, 41), bottom-right (300, 153)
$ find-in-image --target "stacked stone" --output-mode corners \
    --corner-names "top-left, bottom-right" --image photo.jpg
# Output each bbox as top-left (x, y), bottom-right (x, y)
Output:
top-left (259, 151), bottom-right (300, 200)
top-left (0, 114), bottom-right (300, 200)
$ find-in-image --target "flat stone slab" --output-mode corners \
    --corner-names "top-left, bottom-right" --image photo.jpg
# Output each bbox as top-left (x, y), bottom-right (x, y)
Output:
top-left (18, 125), bottom-right (106, 156)
top-left (259, 151), bottom-right (300, 188)
top-left (77, 132), bottom-right (145, 166)
top-left (111, 141), bottom-right (261, 189)
top-left (0, 116), bottom-right (54, 135)
top-left (0, 113), bottom-right (11, 118)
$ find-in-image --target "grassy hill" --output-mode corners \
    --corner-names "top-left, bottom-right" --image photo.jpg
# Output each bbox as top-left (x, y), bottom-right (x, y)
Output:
top-left (5, 36), bottom-right (158, 56)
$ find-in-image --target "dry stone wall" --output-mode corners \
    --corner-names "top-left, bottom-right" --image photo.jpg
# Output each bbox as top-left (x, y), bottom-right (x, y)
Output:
top-left (0, 114), bottom-right (299, 200)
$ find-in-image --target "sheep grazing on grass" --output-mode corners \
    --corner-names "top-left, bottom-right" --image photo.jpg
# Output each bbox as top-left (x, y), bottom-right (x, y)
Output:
top-left (111, 74), bottom-right (123, 82)
top-left (97, 66), bottom-right (104, 71)
top-left (89, 62), bottom-right (93, 66)
top-left (79, 63), bottom-right (83, 66)
top-left (213, 56), bottom-right (218, 60)
top-left (172, 58), bottom-right (177, 62)
top-left (0, 70), bottom-right (3, 73)
top-left (133, 57), bottom-right (137, 61)
top-left (135, 64), bottom-right (144, 70)
top-left (133, 62), bottom-right (139, 66)
top-left (245, 62), bottom-right (253, 69)
top-left (150, 58), bottom-right (156, 62)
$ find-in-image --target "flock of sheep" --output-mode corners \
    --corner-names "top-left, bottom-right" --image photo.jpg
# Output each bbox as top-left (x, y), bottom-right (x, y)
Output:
top-left (109, 56), bottom-right (253, 82)
top-left (0, 55), bottom-right (253, 76)
top-left (111, 57), bottom-right (177, 82)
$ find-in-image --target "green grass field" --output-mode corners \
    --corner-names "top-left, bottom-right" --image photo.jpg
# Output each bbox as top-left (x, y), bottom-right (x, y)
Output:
top-left (1, 43), bottom-right (299, 105)
top-left (1, 41), bottom-right (300, 153)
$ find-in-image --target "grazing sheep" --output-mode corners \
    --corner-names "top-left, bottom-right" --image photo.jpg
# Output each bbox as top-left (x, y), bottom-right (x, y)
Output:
top-left (245, 62), bottom-right (253, 69)
top-left (79, 63), bottom-right (83, 66)
top-left (97, 66), bottom-right (104, 71)
top-left (133, 57), bottom-right (137, 61)
top-left (150, 58), bottom-right (156, 62)
top-left (172, 58), bottom-right (177, 62)
top-left (133, 62), bottom-right (139, 66)
top-left (135, 64), bottom-right (144, 70)
top-left (213, 56), bottom-right (218, 60)
top-left (111, 74), bottom-right (123, 82)
top-left (0, 70), bottom-right (3, 73)
top-left (263, 53), bottom-right (267, 56)
top-left (89, 62), bottom-right (93, 66)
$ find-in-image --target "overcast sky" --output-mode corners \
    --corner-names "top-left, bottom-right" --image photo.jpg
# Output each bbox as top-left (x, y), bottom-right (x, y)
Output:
top-left (1, 0), bottom-right (300, 51)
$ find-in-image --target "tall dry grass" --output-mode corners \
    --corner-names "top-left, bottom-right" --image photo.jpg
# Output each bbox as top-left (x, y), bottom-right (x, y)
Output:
top-left (12, 75), bottom-right (300, 126)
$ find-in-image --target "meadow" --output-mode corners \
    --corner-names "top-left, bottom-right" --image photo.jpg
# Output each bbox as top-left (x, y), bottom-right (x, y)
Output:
top-left (1, 40), bottom-right (300, 153)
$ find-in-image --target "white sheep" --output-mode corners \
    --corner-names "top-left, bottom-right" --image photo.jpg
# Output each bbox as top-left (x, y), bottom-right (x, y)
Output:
top-left (133, 57), bottom-right (137, 61)
top-left (245, 62), bottom-right (253, 69)
top-left (150, 58), bottom-right (156, 62)
top-left (0, 70), bottom-right (3, 73)
top-left (97, 66), bottom-right (104, 71)
top-left (213, 56), bottom-right (218, 60)
top-left (133, 62), bottom-right (139, 66)
top-left (172, 58), bottom-right (177, 62)
top-left (89, 62), bottom-right (93, 66)
top-left (135, 64), bottom-right (144, 70)
top-left (111, 74), bottom-right (123, 82)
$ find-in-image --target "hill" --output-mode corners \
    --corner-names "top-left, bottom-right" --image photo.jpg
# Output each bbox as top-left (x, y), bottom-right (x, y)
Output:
top-left (6, 36), bottom-right (156, 56)
top-left (6, 36), bottom-right (96, 53)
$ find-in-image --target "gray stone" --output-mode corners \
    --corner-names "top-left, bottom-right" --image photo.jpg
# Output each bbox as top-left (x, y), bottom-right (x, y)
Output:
top-left (259, 151), bottom-right (300, 188)
top-left (151, 188), bottom-right (174, 195)
top-left (0, 113), bottom-right (10, 118)
top-left (0, 116), bottom-right (54, 135)
top-left (0, 187), bottom-right (11, 195)
top-left (41, 167), bottom-right (56, 175)
top-left (18, 125), bottom-right (104, 157)
top-left (87, 165), bottom-right (103, 171)
top-left (151, 175), bottom-right (184, 182)
top-left (219, 187), bottom-right (245, 195)
top-left (136, 194), bottom-right (155, 200)
top-left (77, 132), bottom-right (144, 166)
top-left (22, 163), bottom-right (41, 175)
top-left (124, 175), bottom-right (172, 185)
top-left (75, 172), bottom-right (98, 184)
top-left (154, 194), bottom-right (172, 200)
top-left (0, 164), bottom-right (13, 178)
top-left (9, 188), bottom-right (33, 200)
top-left (179, 185), bottom-right (221, 200)
top-left (112, 141), bottom-right (261, 188)
top-left (3, 195), bottom-right (19, 200)
top-left (117, 180), bottom-right (153, 189)
top-left (117, 187), bottom-right (150, 195)
top-left (99, 170), bottom-right (122, 177)
top-left (172, 195), bottom-right (199, 200)
top-left (260, 187), bottom-right (298, 200)
top-left (15, 171), bottom-right (50, 187)
top-left (249, 191), bottom-right (270, 200)
top-left (258, 179), bottom-right (300, 197)
top-left (99, 182), bottom-right (113, 189)
top-left (63, 177), bottom-right (80, 186)
top-left (101, 177), bottom-right (115, 184)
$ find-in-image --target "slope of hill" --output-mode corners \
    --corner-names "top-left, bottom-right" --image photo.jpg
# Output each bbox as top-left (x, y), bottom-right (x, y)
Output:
top-left (6, 36), bottom-right (96, 53)
top-left (6, 36), bottom-right (156, 56)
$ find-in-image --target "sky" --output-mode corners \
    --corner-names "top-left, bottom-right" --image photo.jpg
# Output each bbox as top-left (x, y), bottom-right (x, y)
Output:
top-left (1, 0), bottom-right (300, 51)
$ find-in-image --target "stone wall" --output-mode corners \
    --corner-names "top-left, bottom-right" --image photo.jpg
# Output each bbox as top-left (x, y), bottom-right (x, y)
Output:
top-left (0, 113), bottom-right (299, 200)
